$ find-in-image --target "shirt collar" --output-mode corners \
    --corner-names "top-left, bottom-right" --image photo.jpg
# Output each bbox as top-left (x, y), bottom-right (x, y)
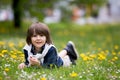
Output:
top-left (31, 44), bottom-right (45, 54)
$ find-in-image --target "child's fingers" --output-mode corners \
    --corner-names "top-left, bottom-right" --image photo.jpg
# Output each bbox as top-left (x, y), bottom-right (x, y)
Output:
top-left (30, 57), bottom-right (37, 62)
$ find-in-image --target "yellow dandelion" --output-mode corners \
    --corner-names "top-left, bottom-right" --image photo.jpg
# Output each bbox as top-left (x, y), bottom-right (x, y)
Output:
top-left (80, 53), bottom-right (85, 57)
top-left (89, 54), bottom-right (96, 59)
top-left (18, 42), bottom-right (24, 47)
top-left (105, 50), bottom-right (109, 53)
top-left (10, 51), bottom-right (14, 54)
top-left (98, 54), bottom-right (106, 60)
top-left (0, 53), bottom-right (4, 57)
top-left (98, 48), bottom-right (102, 51)
top-left (19, 54), bottom-right (24, 57)
top-left (83, 56), bottom-right (90, 61)
top-left (112, 51), bottom-right (116, 55)
top-left (8, 42), bottom-right (15, 47)
top-left (118, 52), bottom-right (120, 55)
top-left (111, 57), bottom-right (118, 62)
top-left (114, 45), bottom-right (119, 50)
top-left (40, 77), bottom-right (46, 80)
top-left (1, 50), bottom-right (8, 54)
top-left (98, 56), bottom-right (106, 60)
top-left (19, 57), bottom-right (24, 62)
top-left (4, 68), bottom-right (9, 72)
top-left (100, 51), bottom-right (105, 54)
top-left (87, 57), bottom-right (94, 61)
top-left (0, 77), bottom-right (2, 80)
top-left (70, 72), bottom-right (78, 77)
top-left (0, 41), bottom-right (5, 46)
top-left (86, 52), bottom-right (90, 55)
top-left (11, 55), bottom-right (17, 59)
top-left (17, 51), bottom-right (23, 54)
top-left (114, 56), bottom-right (118, 60)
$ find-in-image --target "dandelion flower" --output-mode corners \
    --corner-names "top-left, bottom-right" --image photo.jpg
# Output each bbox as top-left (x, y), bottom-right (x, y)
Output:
top-left (0, 41), bottom-right (5, 46)
top-left (112, 51), bottom-right (116, 55)
top-left (4, 68), bottom-right (9, 72)
top-left (10, 55), bottom-right (17, 59)
top-left (113, 56), bottom-right (118, 61)
top-left (8, 42), bottom-right (15, 47)
top-left (70, 72), bottom-right (78, 77)
top-left (114, 45), bottom-right (119, 49)
top-left (80, 53), bottom-right (85, 57)
top-left (0, 54), bottom-right (4, 57)
top-left (0, 77), bottom-right (2, 80)
top-left (40, 77), bottom-right (46, 80)
top-left (2, 50), bottom-right (8, 54)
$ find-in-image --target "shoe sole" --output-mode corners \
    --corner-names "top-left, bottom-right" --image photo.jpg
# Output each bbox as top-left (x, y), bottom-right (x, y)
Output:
top-left (68, 41), bottom-right (79, 60)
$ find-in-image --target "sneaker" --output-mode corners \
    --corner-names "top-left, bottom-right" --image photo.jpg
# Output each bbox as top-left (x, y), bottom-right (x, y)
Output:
top-left (65, 41), bottom-right (78, 65)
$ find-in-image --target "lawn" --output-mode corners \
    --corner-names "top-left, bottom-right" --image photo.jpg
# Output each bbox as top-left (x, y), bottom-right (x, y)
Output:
top-left (0, 21), bottom-right (120, 80)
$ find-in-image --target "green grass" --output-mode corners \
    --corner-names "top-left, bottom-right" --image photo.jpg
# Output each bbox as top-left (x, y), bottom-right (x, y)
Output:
top-left (0, 21), bottom-right (120, 80)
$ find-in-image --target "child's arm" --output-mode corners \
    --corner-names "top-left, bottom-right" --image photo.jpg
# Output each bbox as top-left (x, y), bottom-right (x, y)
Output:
top-left (41, 47), bottom-right (60, 68)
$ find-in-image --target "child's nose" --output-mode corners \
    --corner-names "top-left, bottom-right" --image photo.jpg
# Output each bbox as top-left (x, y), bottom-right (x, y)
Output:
top-left (37, 35), bottom-right (41, 39)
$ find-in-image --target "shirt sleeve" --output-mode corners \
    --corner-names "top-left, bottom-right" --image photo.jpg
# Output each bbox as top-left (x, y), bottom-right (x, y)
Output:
top-left (41, 46), bottom-right (63, 68)
top-left (23, 49), bottom-right (29, 65)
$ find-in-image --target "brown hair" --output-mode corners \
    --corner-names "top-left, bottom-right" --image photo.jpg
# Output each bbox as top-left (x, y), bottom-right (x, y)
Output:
top-left (26, 22), bottom-right (52, 45)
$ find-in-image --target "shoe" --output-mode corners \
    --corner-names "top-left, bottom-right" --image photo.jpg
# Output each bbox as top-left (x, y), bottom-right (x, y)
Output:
top-left (65, 41), bottom-right (78, 65)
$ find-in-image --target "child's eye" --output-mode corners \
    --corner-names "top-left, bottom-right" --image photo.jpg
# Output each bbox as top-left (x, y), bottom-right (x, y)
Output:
top-left (32, 34), bottom-right (37, 37)
top-left (40, 34), bottom-right (44, 36)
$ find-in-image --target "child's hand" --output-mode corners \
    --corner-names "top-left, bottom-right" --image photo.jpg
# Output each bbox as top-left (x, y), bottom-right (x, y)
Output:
top-left (29, 56), bottom-right (40, 66)
top-left (18, 63), bottom-right (26, 69)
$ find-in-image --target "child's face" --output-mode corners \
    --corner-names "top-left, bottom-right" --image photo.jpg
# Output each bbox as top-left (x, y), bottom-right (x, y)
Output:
top-left (31, 34), bottom-right (46, 50)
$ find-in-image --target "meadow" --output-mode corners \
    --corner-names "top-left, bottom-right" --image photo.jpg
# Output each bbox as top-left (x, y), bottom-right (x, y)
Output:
top-left (0, 21), bottom-right (120, 80)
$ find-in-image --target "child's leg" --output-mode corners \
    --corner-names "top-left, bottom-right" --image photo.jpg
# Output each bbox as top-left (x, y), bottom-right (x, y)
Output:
top-left (58, 50), bottom-right (72, 67)
top-left (58, 41), bottom-right (78, 65)
top-left (64, 41), bottom-right (78, 65)
top-left (61, 55), bottom-right (72, 67)
top-left (58, 50), bottom-right (67, 58)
